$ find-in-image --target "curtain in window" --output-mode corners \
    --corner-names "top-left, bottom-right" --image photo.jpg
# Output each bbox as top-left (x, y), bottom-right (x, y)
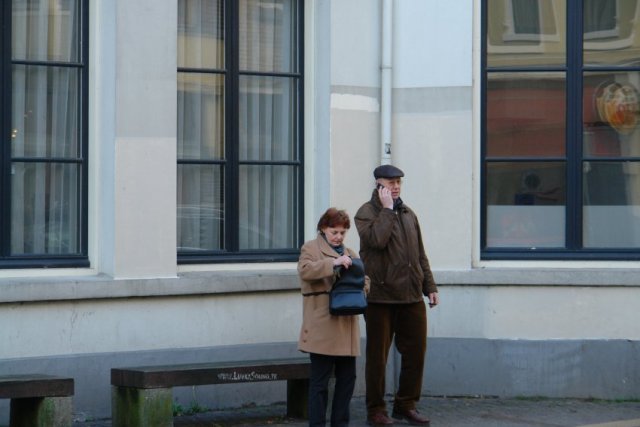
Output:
top-left (238, 0), bottom-right (298, 250)
top-left (177, 73), bottom-right (225, 251)
top-left (177, 0), bottom-right (299, 253)
top-left (10, 0), bottom-right (80, 255)
top-left (177, 0), bottom-right (225, 251)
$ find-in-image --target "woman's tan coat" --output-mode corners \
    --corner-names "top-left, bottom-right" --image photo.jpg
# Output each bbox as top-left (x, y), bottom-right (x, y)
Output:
top-left (297, 234), bottom-right (369, 356)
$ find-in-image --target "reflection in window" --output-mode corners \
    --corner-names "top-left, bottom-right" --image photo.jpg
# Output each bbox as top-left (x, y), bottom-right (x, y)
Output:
top-left (486, 73), bottom-right (566, 157)
top-left (584, 0), bottom-right (616, 36)
top-left (583, 0), bottom-right (640, 65)
top-left (486, 162), bottom-right (565, 248)
top-left (583, 72), bottom-right (640, 158)
top-left (512, 0), bottom-right (540, 36)
top-left (486, 0), bottom-right (564, 68)
top-left (484, 0), bottom-right (640, 258)
top-left (584, 162), bottom-right (640, 248)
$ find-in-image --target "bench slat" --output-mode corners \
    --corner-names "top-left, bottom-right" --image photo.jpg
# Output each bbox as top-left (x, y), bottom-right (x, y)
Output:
top-left (0, 374), bottom-right (74, 399)
top-left (111, 357), bottom-right (311, 389)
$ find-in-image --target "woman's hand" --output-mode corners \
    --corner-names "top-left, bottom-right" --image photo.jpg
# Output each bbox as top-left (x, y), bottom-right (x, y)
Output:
top-left (333, 255), bottom-right (352, 269)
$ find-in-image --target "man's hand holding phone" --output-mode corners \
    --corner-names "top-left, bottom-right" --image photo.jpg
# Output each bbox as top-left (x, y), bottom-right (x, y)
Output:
top-left (377, 183), bottom-right (394, 210)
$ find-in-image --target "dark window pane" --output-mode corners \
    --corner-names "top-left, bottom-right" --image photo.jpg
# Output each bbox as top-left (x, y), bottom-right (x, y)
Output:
top-left (11, 162), bottom-right (80, 255)
top-left (177, 164), bottom-right (224, 251)
top-left (239, 0), bottom-right (298, 73)
top-left (512, 0), bottom-right (540, 34)
top-left (486, 162), bottom-right (565, 248)
top-left (12, 65), bottom-right (79, 159)
top-left (12, 0), bottom-right (80, 62)
top-left (584, 0), bottom-right (640, 66)
top-left (487, 72), bottom-right (566, 157)
top-left (178, 72), bottom-right (225, 160)
top-left (178, 0), bottom-right (224, 69)
top-left (583, 161), bottom-right (640, 248)
top-left (584, 0), bottom-right (615, 34)
top-left (176, 0), bottom-right (302, 259)
top-left (238, 75), bottom-right (297, 161)
top-left (239, 165), bottom-right (298, 249)
top-left (487, 0), bottom-right (566, 68)
top-left (584, 72), bottom-right (640, 157)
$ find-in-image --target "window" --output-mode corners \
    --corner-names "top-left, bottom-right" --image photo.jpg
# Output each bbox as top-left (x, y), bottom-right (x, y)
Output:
top-left (483, 0), bottom-right (640, 259)
top-left (177, 0), bottom-right (303, 263)
top-left (0, 0), bottom-right (88, 268)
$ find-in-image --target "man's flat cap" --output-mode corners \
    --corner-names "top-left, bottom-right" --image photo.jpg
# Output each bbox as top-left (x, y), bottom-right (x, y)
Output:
top-left (374, 164), bottom-right (405, 179)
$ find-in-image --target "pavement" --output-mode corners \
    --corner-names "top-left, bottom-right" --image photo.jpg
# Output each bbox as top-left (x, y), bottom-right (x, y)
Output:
top-left (74, 395), bottom-right (640, 427)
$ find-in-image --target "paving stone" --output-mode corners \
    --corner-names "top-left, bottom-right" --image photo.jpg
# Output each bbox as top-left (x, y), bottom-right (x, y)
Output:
top-left (72, 396), bottom-right (640, 427)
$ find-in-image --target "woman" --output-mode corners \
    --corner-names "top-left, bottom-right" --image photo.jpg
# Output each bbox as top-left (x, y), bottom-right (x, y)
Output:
top-left (298, 207), bottom-right (369, 427)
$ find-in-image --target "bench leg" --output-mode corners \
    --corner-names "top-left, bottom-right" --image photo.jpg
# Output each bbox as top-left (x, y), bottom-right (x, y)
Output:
top-left (286, 378), bottom-right (309, 419)
top-left (10, 396), bottom-right (72, 427)
top-left (112, 386), bottom-right (173, 427)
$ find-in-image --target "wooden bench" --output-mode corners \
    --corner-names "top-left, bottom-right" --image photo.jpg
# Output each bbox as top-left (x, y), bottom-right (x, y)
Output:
top-left (111, 357), bottom-right (311, 427)
top-left (0, 374), bottom-right (74, 427)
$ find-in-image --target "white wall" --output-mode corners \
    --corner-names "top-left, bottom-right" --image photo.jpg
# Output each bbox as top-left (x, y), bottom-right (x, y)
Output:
top-left (394, 0), bottom-right (473, 88)
top-left (330, 0), bottom-right (381, 88)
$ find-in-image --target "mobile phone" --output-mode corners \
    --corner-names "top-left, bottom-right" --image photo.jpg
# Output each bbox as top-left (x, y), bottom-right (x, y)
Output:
top-left (377, 183), bottom-right (384, 190)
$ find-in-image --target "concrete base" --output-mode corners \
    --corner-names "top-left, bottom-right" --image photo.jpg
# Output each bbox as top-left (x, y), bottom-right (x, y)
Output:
top-left (9, 396), bottom-right (72, 427)
top-left (1, 339), bottom-right (639, 424)
top-left (112, 386), bottom-right (173, 427)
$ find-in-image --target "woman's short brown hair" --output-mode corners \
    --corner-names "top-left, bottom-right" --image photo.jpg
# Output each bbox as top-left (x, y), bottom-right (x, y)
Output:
top-left (317, 207), bottom-right (350, 232)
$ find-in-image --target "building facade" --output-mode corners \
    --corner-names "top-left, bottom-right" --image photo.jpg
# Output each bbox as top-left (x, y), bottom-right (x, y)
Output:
top-left (1, 0), bottom-right (639, 422)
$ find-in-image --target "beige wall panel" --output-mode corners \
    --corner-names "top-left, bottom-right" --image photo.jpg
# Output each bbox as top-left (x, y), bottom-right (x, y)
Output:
top-left (329, 100), bottom-right (380, 251)
top-left (114, 137), bottom-right (176, 278)
top-left (0, 293), bottom-right (301, 359)
top-left (393, 111), bottom-right (473, 270)
top-left (430, 285), bottom-right (640, 340)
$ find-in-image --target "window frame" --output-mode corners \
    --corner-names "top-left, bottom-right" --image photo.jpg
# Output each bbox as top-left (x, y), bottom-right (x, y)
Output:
top-left (481, 0), bottom-right (640, 260)
top-left (0, 0), bottom-right (89, 269)
top-left (177, 0), bottom-right (305, 264)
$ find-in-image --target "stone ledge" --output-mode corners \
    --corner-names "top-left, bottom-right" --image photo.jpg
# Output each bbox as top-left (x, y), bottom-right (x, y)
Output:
top-left (1, 267), bottom-right (640, 305)
top-left (0, 269), bottom-right (299, 304)
top-left (435, 268), bottom-right (640, 287)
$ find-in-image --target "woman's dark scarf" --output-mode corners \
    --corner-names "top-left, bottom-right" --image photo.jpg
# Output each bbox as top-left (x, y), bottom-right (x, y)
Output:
top-left (321, 232), bottom-right (344, 255)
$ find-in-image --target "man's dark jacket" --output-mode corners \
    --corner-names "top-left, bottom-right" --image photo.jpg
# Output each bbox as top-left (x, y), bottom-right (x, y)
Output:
top-left (355, 189), bottom-right (437, 303)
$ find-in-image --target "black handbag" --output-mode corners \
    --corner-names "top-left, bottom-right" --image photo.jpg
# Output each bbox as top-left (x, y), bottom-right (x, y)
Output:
top-left (329, 258), bottom-right (367, 316)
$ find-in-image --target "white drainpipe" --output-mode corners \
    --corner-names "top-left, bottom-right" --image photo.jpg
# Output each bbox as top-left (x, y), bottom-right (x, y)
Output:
top-left (380, 0), bottom-right (393, 165)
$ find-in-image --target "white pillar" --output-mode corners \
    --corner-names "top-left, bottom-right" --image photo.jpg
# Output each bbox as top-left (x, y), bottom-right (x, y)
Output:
top-left (93, 0), bottom-right (177, 278)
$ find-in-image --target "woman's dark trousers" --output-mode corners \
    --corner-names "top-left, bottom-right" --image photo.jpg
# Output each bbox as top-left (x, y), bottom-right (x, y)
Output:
top-left (309, 353), bottom-right (356, 427)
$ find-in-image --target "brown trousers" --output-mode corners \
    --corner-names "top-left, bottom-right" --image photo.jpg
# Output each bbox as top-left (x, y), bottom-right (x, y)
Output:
top-left (365, 301), bottom-right (427, 416)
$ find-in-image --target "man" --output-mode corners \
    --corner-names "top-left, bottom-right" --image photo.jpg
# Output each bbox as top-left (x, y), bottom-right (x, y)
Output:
top-left (355, 164), bottom-right (439, 426)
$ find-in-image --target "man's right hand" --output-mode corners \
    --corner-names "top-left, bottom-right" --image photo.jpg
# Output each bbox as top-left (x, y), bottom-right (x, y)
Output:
top-left (378, 186), bottom-right (394, 209)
